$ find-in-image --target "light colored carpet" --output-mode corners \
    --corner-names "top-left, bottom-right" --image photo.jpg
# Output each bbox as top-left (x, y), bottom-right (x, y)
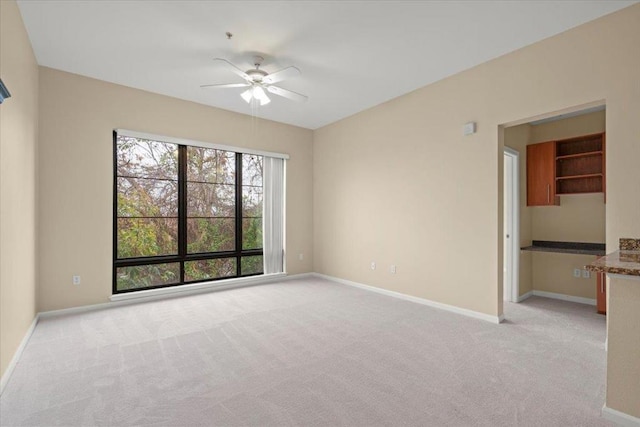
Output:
top-left (0, 277), bottom-right (610, 426)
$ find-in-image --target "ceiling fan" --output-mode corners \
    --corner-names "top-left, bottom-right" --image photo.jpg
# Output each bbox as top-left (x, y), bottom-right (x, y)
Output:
top-left (201, 56), bottom-right (308, 106)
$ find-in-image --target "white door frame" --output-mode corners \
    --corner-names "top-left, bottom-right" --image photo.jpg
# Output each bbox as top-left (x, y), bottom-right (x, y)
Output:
top-left (504, 147), bottom-right (520, 302)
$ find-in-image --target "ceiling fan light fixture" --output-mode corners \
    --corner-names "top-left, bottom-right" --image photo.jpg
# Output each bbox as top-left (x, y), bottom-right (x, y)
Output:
top-left (253, 86), bottom-right (270, 105)
top-left (240, 88), bottom-right (253, 103)
top-left (207, 56), bottom-right (305, 106)
top-left (240, 85), bottom-right (271, 106)
top-left (259, 96), bottom-right (271, 106)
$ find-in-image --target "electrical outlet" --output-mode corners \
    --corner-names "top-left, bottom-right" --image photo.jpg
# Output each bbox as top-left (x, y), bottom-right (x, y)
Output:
top-left (573, 268), bottom-right (581, 278)
top-left (298, 253), bottom-right (304, 261)
top-left (390, 265), bottom-right (396, 274)
top-left (72, 275), bottom-right (81, 285)
top-left (582, 269), bottom-right (590, 279)
top-left (370, 261), bottom-right (376, 270)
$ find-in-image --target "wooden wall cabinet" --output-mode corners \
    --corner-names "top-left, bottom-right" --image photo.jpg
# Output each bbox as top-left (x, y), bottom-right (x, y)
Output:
top-left (527, 141), bottom-right (559, 206)
top-left (526, 132), bottom-right (605, 206)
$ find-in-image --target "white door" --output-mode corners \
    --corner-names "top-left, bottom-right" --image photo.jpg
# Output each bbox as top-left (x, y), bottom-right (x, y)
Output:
top-left (503, 148), bottom-right (520, 302)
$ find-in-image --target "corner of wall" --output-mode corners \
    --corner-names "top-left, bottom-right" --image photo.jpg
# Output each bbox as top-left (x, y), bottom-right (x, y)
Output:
top-left (0, 0), bottom-right (39, 378)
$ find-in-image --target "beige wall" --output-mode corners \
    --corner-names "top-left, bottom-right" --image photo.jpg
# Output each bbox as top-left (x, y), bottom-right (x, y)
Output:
top-left (3, 0), bottom-right (639, 417)
top-left (504, 124), bottom-right (533, 297)
top-left (531, 195), bottom-right (605, 242)
top-left (313, 4), bottom-right (640, 415)
top-left (607, 278), bottom-right (640, 418)
top-left (37, 67), bottom-right (313, 312)
top-left (0, 0), bottom-right (39, 377)
top-left (531, 252), bottom-right (597, 300)
top-left (516, 111), bottom-right (606, 300)
top-left (314, 5), bottom-right (639, 316)
top-left (530, 110), bottom-right (605, 144)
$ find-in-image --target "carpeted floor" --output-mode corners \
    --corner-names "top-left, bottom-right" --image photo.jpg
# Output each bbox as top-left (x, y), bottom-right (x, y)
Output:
top-left (0, 277), bottom-right (610, 426)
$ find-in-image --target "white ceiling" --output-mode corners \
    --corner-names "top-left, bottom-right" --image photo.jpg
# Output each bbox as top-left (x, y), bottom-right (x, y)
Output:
top-left (17, 1), bottom-right (636, 130)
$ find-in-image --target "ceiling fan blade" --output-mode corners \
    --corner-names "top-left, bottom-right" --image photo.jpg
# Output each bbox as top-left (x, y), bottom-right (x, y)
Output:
top-left (266, 85), bottom-right (308, 103)
top-left (212, 58), bottom-right (251, 81)
top-left (200, 83), bottom-right (251, 89)
top-left (262, 66), bottom-right (301, 84)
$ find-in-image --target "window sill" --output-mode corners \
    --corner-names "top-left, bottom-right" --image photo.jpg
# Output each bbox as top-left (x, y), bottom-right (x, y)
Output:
top-left (110, 272), bottom-right (287, 302)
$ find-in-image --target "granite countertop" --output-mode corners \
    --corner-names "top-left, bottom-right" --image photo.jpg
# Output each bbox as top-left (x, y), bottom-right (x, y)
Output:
top-left (586, 250), bottom-right (640, 277)
top-left (520, 240), bottom-right (605, 256)
top-left (586, 238), bottom-right (640, 277)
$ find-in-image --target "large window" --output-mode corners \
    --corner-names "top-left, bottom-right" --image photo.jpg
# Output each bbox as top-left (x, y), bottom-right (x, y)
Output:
top-left (113, 132), bottom-right (265, 293)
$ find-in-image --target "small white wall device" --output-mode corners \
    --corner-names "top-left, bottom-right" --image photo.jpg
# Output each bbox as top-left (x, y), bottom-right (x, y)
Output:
top-left (463, 121), bottom-right (476, 136)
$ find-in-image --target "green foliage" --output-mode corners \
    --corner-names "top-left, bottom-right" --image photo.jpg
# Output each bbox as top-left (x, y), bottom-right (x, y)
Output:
top-left (116, 263), bottom-right (179, 291)
top-left (241, 255), bottom-right (264, 276)
top-left (116, 136), bottom-right (264, 290)
top-left (242, 217), bottom-right (262, 250)
top-left (185, 258), bottom-right (236, 282)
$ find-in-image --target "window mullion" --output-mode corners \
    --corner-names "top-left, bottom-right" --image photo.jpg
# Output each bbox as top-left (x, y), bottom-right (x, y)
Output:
top-left (178, 145), bottom-right (187, 283)
top-left (112, 131), bottom-right (118, 295)
top-left (235, 153), bottom-right (243, 276)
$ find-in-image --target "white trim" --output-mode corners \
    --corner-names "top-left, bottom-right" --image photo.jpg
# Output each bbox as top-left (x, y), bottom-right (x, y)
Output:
top-left (504, 147), bottom-right (520, 303)
top-left (281, 272), bottom-right (315, 281)
top-left (116, 128), bottom-right (290, 160)
top-left (37, 273), bottom-right (288, 320)
top-left (312, 273), bottom-right (502, 324)
top-left (517, 290), bottom-right (533, 302)
top-left (0, 315), bottom-right (39, 395)
top-left (38, 272), bottom-right (310, 320)
top-left (532, 290), bottom-right (596, 306)
top-left (602, 405), bottom-right (640, 427)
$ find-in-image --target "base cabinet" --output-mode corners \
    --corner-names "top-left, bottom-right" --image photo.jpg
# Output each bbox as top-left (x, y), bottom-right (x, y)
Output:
top-left (596, 272), bottom-right (606, 315)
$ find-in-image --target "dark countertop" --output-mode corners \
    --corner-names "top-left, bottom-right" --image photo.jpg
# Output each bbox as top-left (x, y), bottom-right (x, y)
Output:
top-left (520, 240), bottom-right (606, 256)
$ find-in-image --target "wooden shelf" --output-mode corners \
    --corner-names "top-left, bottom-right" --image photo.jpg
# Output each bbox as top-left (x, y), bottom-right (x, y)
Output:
top-left (556, 151), bottom-right (602, 160)
top-left (556, 173), bottom-right (603, 181)
top-left (555, 132), bottom-right (603, 156)
top-left (557, 175), bottom-right (603, 195)
top-left (555, 133), bottom-right (605, 195)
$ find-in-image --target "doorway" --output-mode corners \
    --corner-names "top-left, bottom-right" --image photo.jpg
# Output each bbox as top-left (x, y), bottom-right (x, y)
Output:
top-left (503, 148), bottom-right (520, 302)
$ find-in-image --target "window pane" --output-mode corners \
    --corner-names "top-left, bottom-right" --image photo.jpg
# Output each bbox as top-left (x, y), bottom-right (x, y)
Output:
top-left (117, 218), bottom-right (178, 258)
top-left (184, 258), bottom-right (236, 282)
top-left (117, 177), bottom-right (178, 217)
top-left (242, 218), bottom-right (262, 250)
top-left (187, 218), bottom-right (235, 253)
top-left (187, 147), bottom-right (235, 184)
top-left (241, 256), bottom-right (263, 276)
top-left (242, 154), bottom-right (262, 187)
top-left (116, 137), bottom-right (178, 180)
top-left (242, 186), bottom-right (263, 217)
top-left (116, 263), bottom-right (180, 291)
top-left (187, 182), bottom-right (235, 217)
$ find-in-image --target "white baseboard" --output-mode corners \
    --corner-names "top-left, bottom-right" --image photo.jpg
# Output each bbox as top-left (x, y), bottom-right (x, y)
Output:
top-left (517, 291), bottom-right (533, 302)
top-left (38, 273), bottom-right (291, 320)
top-left (280, 272), bottom-right (315, 281)
top-left (603, 405), bottom-right (640, 427)
top-left (532, 290), bottom-right (596, 306)
top-left (0, 315), bottom-right (39, 396)
top-left (312, 273), bottom-right (502, 324)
